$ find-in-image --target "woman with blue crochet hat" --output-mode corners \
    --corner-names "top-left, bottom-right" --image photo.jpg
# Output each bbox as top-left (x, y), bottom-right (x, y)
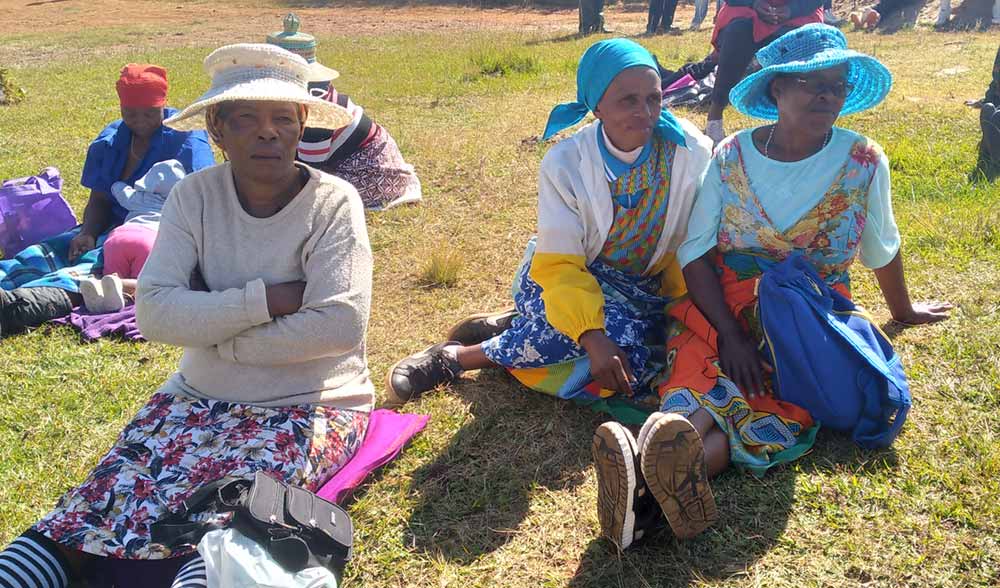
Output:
top-left (385, 39), bottom-right (716, 548)
top-left (591, 23), bottom-right (951, 545)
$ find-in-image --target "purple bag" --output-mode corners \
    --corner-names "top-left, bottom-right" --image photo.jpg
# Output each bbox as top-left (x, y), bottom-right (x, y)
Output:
top-left (0, 167), bottom-right (78, 259)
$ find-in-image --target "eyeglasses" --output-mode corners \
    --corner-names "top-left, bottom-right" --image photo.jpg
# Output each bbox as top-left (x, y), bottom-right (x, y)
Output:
top-left (790, 77), bottom-right (854, 98)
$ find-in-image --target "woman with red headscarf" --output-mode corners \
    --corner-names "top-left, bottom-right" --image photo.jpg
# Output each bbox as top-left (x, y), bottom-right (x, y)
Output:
top-left (0, 64), bottom-right (214, 336)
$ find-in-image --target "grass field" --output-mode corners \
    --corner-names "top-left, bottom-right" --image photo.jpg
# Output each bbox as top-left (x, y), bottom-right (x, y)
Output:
top-left (1, 3), bottom-right (998, 586)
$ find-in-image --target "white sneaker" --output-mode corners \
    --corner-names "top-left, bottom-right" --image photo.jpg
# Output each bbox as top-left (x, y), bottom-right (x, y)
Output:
top-left (824, 9), bottom-right (843, 24)
top-left (79, 275), bottom-right (125, 313)
top-left (705, 119), bottom-right (725, 144)
top-left (100, 274), bottom-right (126, 312)
top-left (79, 277), bottom-right (104, 312)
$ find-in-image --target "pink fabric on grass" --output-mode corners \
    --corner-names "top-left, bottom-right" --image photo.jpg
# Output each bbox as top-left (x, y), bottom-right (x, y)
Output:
top-left (317, 409), bottom-right (430, 503)
top-left (102, 223), bottom-right (157, 279)
top-left (665, 73), bottom-right (696, 93)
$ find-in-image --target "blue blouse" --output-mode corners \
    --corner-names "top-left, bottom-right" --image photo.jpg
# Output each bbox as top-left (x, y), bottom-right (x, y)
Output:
top-left (680, 128), bottom-right (901, 270)
top-left (80, 107), bottom-right (215, 223)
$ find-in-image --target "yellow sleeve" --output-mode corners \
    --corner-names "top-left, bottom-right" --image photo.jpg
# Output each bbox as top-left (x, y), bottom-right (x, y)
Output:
top-left (529, 252), bottom-right (606, 343)
top-left (648, 252), bottom-right (688, 299)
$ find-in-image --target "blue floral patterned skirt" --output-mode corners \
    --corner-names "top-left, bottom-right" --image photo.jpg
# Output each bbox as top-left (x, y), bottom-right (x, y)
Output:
top-left (33, 391), bottom-right (368, 559)
top-left (481, 239), bottom-right (670, 406)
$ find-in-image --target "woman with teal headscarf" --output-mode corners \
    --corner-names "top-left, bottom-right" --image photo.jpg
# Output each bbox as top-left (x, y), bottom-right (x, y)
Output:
top-left (385, 39), bottom-right (714, 549)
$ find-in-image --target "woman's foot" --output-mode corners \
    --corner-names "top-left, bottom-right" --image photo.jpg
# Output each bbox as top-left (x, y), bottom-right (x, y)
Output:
top-left (592, 421), bottom-right (662, 550)
top-left (445, 309), bottom-right (517, 346)
top-left (638, 412), bottom-right (718, 539)
top-left (385, 342), bottom-right (463, 406)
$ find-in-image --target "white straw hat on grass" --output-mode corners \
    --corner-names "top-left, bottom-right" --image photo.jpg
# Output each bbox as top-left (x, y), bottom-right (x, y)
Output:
top-left (163, 43), bottom-right (351, 132)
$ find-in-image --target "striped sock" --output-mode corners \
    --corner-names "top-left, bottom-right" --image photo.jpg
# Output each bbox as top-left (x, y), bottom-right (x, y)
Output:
top-left (170, 556), bottom-right (207, 588)
top-left (0, 532), bottom-right (70, 588)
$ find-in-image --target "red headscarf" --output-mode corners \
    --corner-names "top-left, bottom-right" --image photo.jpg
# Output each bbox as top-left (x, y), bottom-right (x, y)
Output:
top-left (116, 64), bottom-right (168, 108)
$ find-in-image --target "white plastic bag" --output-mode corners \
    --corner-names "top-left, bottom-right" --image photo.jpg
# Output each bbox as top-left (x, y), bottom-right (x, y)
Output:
top-left (197, 528), bottom-right (338, 588)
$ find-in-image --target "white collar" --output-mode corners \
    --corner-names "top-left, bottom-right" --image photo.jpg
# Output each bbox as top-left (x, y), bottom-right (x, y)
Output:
top-left (601, 126), bottom-right (643, 164)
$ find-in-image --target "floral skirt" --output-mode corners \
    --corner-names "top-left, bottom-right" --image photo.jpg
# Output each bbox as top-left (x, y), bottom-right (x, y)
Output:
top-left (481, 238), bottom-right (668, 410)
top-left (317, 126), bottom-right (422, 211)
top-left (33, 391), bottom-right (368, 559)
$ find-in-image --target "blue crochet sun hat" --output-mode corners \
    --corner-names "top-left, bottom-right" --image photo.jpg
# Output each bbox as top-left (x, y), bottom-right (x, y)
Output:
top-left (729, 23), bottom-right (892, 120)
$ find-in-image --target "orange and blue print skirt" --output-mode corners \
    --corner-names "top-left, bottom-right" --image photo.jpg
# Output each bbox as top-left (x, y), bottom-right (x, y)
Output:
top-left (659, 253), bottom-right (821, 476)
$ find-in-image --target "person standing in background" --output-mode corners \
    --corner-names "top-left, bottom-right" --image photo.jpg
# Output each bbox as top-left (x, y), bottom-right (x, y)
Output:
top-left (580, 0), bottom-right (610, 34)
top-left (647, 0), bottom-right (681, 33)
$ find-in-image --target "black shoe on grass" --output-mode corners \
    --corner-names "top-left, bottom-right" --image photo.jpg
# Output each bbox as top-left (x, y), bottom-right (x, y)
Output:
top-left (445, 309), bottom-right (517, 346)
top-left (385, 341), bottom-right (463, 406)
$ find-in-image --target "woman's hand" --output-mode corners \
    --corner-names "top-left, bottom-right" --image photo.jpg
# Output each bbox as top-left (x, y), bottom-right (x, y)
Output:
top-left (717, 329), bottom-right (769, 399)
top-left (68, 232), bottom-right (97, 262)
top-left (580, 329), bottom-right (636, 396)
top-left (265, 281), bottom-right (306, 318)
top-left (892, 300), bottom-right (953, 326)
top-left (874, 253), bottom-right (953, 328)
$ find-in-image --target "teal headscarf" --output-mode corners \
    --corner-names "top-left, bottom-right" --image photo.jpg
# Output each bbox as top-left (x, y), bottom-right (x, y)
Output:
top-left (542, 38), bottom-right (687, 147)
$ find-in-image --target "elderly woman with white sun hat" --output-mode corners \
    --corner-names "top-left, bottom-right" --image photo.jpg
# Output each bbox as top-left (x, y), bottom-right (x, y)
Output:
top-left (0, 43), bottom-right (372, 588)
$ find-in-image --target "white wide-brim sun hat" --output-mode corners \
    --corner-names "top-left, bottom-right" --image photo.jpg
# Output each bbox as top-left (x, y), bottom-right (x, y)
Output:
top-left (163, 43), bottom-right (352, 132)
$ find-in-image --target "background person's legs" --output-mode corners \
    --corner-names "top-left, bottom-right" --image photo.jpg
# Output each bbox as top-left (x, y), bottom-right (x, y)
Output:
top-left (690, 0), bottom-right (709, 29)
top-left (706, 18), bottom-right (756, 140)
top-left (580, 0), bottom-right (607, 33)
top-left (936, 0), bottom-right (951, 26)
top-left (0, 286), bottom-right (75, 338)
top-left (823, 0), bottom-right (843, 24)
top-left (647, 0), bottom-right (664, 32)
top-left (579, 0), bottom-right (594, 34)
top-left (661, 0), bottom-right (680, 30)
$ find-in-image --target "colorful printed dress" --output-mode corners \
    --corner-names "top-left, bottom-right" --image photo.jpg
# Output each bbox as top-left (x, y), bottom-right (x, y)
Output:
top-left (482, 132), bottom-right (679, 414)
top-left (659, 132), bottom-right (883, 475)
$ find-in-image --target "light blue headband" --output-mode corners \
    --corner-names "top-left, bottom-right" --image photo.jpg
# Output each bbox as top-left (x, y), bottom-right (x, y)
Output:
top-left (542, 38), bottom-right (686, 148)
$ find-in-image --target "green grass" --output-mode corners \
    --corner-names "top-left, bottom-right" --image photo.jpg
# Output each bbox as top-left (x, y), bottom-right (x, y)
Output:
top-left (2, 14), bottom-right (999, 588)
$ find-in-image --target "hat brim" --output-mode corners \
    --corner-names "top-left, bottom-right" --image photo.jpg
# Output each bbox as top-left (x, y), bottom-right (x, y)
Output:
top-left (163, 77), bottom-right (352, 131)
top-left (729, 50), bottom-right (893, 120)
top-left (306, 61), bottom-right (340, 83)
